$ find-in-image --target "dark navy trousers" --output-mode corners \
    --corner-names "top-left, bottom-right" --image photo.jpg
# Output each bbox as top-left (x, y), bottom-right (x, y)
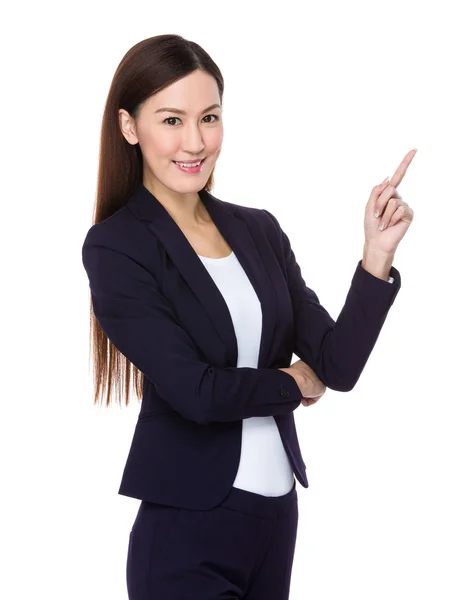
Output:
top-left (126, 479), bottom-right (299, 599)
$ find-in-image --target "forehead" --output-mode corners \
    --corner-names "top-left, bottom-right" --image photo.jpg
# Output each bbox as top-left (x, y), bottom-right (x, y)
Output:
top-left (145, 70), bottom-right (220, 112)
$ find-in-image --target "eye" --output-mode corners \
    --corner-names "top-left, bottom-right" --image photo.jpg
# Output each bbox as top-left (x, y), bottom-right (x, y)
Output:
top-left (202, 114), bottom-right (220, 123)
top-left (163, 117), bottom-right (181, 126)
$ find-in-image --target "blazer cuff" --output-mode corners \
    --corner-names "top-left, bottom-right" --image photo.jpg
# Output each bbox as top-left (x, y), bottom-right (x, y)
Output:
top-left (275, 368), bottom-right (304, 403)
top-left (351, 259), bottom-right (401, 308)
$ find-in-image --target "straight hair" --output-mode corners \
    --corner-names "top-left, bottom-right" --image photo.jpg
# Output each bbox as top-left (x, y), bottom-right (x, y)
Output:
top-left (87, 34), bottom-right (224, 407)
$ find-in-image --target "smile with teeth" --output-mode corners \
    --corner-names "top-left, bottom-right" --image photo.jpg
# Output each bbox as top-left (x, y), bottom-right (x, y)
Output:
top-left (174, 159), bottom-right (204, 167)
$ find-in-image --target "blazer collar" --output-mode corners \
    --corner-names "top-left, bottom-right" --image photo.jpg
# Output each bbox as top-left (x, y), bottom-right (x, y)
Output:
top-left (125, 182), bottom-right (277, 369)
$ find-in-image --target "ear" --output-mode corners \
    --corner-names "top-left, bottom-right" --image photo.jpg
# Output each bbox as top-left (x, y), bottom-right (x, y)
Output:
top-left (118, 109), bottom-right (139, 145)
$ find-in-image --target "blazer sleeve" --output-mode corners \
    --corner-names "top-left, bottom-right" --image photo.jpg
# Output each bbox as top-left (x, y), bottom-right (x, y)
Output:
top-left (262, 209), bottom-right (401, 392)
top-left (81, 229), bottom-right (303, 425)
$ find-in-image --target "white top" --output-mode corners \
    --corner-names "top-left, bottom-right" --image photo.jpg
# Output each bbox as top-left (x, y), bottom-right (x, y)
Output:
top-left (197, 250), bottom-right (295, 496)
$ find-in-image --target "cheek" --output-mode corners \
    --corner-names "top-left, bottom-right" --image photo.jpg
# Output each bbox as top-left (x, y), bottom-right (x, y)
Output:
top-left (139, 129), bottom-right (179, 158)
top-left (206, 128), bottom-right (224, 154)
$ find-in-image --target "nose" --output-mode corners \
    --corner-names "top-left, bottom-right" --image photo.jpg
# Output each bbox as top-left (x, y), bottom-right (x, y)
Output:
top-left (181, 122), bottom-right (205, 156)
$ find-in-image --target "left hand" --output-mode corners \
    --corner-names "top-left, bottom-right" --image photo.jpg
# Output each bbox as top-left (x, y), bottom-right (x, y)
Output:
top-left (288, 359), bottom-right (327, 406)
top-left (364, 148), bottom-right (417, 255)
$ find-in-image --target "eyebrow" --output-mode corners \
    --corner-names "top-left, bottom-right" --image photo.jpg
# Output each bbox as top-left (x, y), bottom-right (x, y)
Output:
top-left (154, 103), bottom-right (221, 115)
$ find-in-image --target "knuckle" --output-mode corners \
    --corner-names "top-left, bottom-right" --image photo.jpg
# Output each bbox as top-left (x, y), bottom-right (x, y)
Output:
top-left (388, 197), bottom-right (398, 208)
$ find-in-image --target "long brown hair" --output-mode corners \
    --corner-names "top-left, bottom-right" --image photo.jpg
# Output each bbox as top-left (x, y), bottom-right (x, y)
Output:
top-left (87, 34), bottom-right (224, 407)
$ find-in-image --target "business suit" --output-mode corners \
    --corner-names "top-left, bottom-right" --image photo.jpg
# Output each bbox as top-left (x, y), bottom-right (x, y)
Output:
top-left (82, 181), bottom-right (400, 598)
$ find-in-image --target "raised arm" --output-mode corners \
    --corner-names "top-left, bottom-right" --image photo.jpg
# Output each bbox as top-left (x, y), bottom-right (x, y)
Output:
top-left (262, 209), bottom-right (401, 392)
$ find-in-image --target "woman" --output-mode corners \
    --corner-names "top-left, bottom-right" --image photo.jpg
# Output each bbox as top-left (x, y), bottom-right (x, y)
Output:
top-left (82, 34), bottom-right (415, 600)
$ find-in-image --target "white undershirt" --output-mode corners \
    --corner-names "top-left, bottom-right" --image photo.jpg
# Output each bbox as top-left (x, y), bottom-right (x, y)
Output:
top-left (197, 250), bottom-right (295, 496)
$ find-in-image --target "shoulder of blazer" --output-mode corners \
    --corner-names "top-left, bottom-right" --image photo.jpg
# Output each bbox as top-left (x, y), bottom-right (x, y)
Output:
top-left (81, 188), bottom-right (283, 280)
top-left (81, 202), bottom-right (162, 277)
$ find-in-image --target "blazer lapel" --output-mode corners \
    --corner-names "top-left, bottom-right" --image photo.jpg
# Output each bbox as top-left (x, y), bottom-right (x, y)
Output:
top-left (126, 182), bottom-right (277, 369)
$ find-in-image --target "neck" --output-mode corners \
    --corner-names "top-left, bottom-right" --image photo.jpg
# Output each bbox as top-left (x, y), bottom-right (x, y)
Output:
top-left (142, 175), bottom-right (210, 227)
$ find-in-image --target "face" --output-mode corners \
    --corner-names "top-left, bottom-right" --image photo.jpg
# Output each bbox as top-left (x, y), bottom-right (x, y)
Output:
top-left (119, 69), bottom-right (223, 200)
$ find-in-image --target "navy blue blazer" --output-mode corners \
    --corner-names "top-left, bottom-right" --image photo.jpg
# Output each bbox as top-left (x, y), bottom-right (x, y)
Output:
top-left (81, 181), bottom-right (401, 510)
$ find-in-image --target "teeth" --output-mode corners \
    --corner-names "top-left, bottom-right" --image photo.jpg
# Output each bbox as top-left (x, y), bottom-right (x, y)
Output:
top-left (175, 160), bottom-right (202, 168)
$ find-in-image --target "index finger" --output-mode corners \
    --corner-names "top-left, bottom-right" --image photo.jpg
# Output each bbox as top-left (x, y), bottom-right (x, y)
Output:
top-left (389, 148), bottom-right (418, 188)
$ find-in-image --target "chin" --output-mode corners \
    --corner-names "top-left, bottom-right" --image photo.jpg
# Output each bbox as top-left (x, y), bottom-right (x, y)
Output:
top-left (168, 181), bottom-right (207, 195)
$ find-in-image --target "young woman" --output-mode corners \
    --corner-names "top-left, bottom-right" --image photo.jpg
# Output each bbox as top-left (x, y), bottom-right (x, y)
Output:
top-left (82, 33), bottom-right (415, 600)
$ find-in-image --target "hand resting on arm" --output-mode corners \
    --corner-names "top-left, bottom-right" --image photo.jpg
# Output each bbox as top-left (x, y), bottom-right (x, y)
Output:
top-left (279, 360), bottom-right (327, 407)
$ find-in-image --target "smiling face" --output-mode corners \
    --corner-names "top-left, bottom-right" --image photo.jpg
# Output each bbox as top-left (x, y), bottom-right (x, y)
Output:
top-left (118, 69), bottom-right (223, 201)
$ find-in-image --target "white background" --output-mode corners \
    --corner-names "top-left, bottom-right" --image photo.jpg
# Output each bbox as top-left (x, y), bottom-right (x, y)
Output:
top-left (2, 0), bottom-right (455, 598)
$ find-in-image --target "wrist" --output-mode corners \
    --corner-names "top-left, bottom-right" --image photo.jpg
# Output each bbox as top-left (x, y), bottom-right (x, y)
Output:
top-left (362, 244), bottom-right (395, 281)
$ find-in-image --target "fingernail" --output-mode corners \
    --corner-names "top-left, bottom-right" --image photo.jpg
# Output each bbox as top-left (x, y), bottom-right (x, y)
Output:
top-left (374, 210), bottom-right (379, 218)
top-left (379, 222), bottom-right (385, 230)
